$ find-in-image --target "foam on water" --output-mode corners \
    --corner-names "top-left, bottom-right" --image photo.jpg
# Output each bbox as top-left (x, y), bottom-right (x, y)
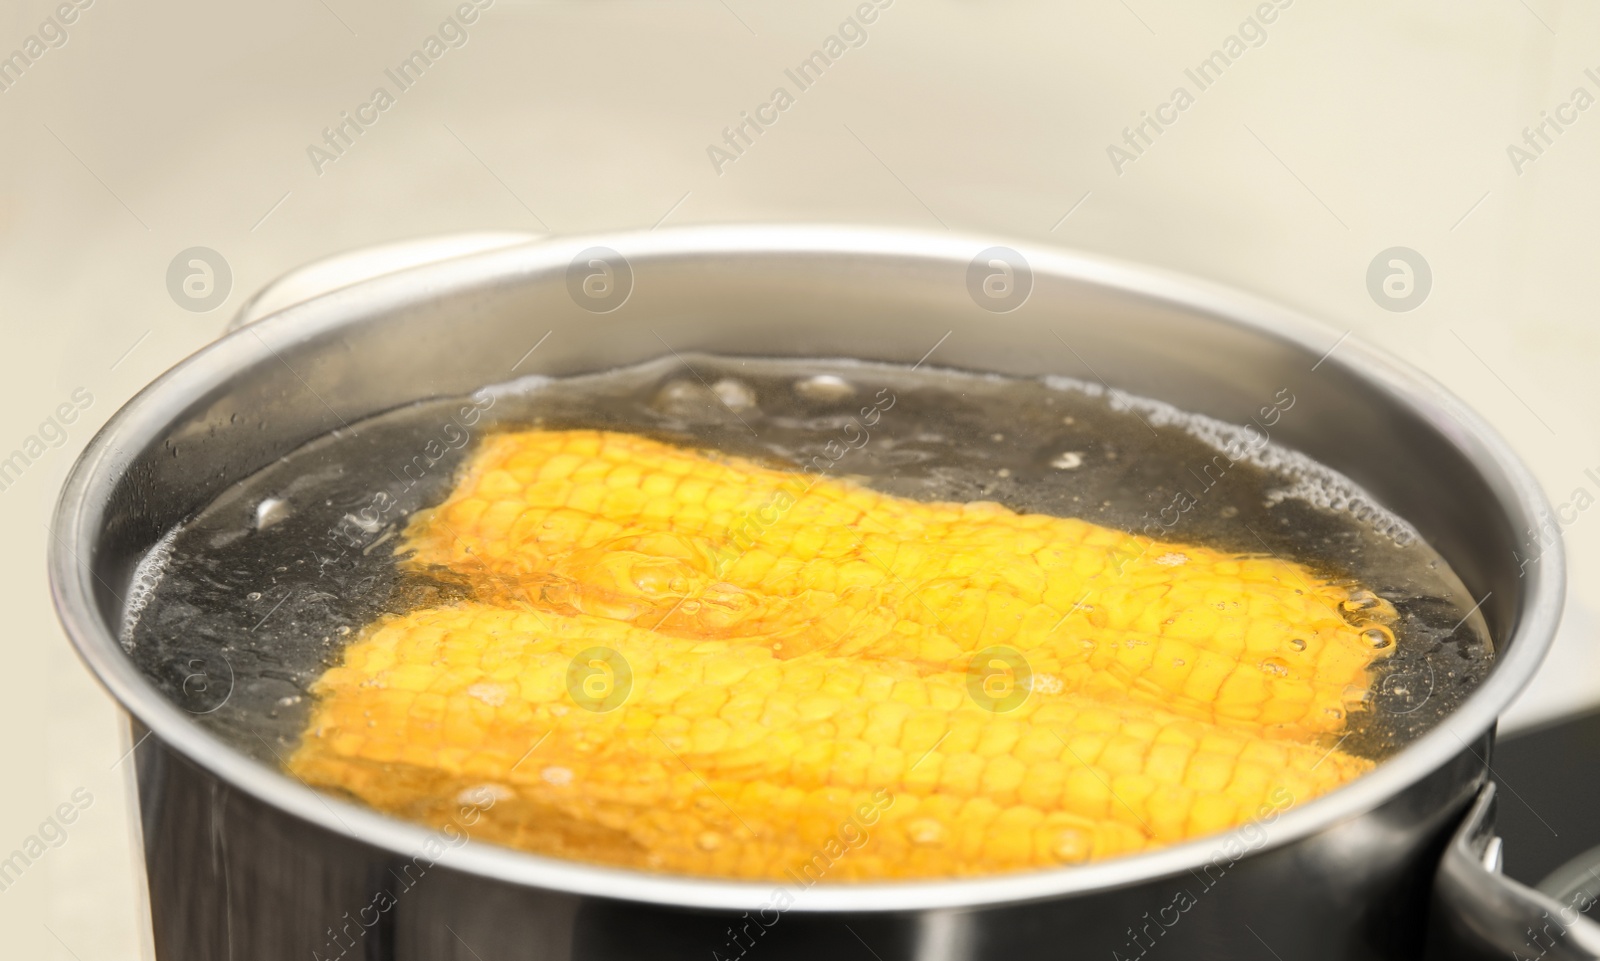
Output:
top-left (121, 525), bottom-right (178, 650)
top-left (1044, 374), bottom-right (1421, 548)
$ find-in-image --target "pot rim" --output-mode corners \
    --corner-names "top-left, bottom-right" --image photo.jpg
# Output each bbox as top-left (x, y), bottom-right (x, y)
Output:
top-left (48, 224), bottom-right (1565, 913)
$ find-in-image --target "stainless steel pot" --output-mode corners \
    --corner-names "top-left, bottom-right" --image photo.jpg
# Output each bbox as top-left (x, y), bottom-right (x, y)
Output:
top-left (47, 226), bottom-right (1590, 960)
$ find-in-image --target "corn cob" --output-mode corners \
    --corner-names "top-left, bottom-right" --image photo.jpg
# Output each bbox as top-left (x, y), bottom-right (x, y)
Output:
top-left (289, 428), bottom-right (1394, 880)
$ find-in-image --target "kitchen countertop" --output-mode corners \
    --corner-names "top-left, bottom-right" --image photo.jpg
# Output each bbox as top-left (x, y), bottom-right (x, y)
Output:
top-left (2, 0), bottom-right (1596, 955)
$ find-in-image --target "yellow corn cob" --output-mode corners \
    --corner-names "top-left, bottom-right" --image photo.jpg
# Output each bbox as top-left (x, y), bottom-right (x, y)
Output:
top-left (289, 428), bottom-right (1395, 880)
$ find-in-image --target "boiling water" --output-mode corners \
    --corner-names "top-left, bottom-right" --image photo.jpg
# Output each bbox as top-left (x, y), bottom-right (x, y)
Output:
top-left (123, 356), bottom-right (1493, 768)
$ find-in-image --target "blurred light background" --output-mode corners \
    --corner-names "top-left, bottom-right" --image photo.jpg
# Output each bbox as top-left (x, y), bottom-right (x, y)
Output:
top-left (1, 0), bottom-right (1595, 955)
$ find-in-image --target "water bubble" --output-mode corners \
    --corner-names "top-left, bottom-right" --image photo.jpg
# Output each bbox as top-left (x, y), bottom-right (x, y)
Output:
top-left (1052, 829), bottom-right (1088, 861)
top-left (1050, 452), bottom-right (1084, 470)
top-left (1259, 657), bottom-right (1290, 677)
top-left (1361, 628), bottom-right (1394, 650)
top-left (1342, 685), bottom-right (1374, 711)
top-left (907, 818), bottom-right (945, 846)
top-left (457, 783), bottom-right (513, 806)
top-left (467, 682), bottom-right (508, 707)
top-left (1288, 638), bottom-right (1307, 652)
top-left (793, 374), bottom-right (856, 403)
top-left (1028, 673), bottom-right (1064, 695)
top-left (340, 510), bottom-right (384, 537)
top-left (246, 592), bottom-right (262, 602)
top-left (1375, 665), bottom-right (1435, 716)
top-left (652, 380), bottom-right (717, 416)
top-left (1342, 591), bottom-right (1381, 613)
top-left (711, 378), bottom-right (757, 411)
top-left (255, 497), bottom-right (292, 531)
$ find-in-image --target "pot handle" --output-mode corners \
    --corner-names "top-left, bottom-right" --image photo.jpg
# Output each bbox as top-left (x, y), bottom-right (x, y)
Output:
top-left (1431, 782), bottom-right (1600, 959)
top-left (226, 231), bottom-right (543, 334)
